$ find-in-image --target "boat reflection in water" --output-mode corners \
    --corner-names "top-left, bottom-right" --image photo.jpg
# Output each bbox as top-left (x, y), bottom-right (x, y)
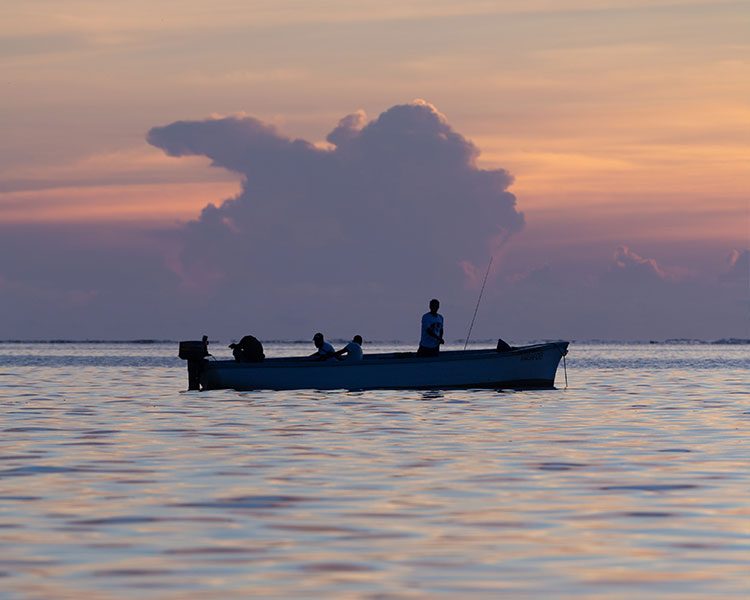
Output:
top-left (180, 341), bottom-right (569, 391)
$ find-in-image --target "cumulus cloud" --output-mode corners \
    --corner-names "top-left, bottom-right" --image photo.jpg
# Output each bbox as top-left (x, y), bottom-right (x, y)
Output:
top-left (326, 110), bottom-right (367, 148)
top-left (147, 101), bottom-right (524, 335)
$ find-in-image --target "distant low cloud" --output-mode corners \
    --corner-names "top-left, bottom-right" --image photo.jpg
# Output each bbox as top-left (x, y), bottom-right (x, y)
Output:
top-left (609, 245), bottom-right (667, 282)
top-left (719, 249), bottom-right (749, 285)
top-left (147, 100), bottom-right (524, 334)
top-left (477, 243), bottom-right (749, 342)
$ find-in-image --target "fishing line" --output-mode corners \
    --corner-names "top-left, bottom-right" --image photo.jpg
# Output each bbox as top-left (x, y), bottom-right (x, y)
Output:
top-left (463, 256), bottom-right (493, 350)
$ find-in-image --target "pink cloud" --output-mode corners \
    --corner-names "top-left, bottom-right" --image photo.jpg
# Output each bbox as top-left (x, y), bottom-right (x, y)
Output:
top-left (613, 245), bottom-right (667, 278)
top-left (719, 249), bottom-right (750, 285)
top-left (612, 246), bottom-right (701, 282)
top-left (459, 260), bottom-right (482, 288)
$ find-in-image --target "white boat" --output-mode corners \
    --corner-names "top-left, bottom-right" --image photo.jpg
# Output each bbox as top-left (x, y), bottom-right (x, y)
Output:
top-left (182, 342), bottom-right (569, 391)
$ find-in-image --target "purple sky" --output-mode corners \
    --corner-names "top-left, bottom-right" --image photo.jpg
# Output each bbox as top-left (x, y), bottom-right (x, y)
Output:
top-left (1, 101), bottom-right (746, 342)
top-left (3, 3), bottom-right (748, 343)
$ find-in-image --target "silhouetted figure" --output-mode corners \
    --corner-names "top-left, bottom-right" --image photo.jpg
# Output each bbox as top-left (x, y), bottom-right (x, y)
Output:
top-left (417, 299), bottom-right (444, 357)
top-left (309, 332), bottom-right (336, 360)
top-left (229, 335), bottom-right (265, 362)
top-left (334, 335), bottom-right (364, 362)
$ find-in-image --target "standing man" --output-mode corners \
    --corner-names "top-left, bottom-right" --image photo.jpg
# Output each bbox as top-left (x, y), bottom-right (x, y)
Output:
top-left (418, 299), bottom-right (444, 357)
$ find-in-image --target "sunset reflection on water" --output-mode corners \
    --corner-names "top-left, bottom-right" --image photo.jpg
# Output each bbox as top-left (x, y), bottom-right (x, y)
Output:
top-left (1, 343), bottom-right (748, 598)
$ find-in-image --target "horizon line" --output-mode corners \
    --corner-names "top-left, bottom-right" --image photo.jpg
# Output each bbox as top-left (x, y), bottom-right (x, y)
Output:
top-left (1, 338), bottom-right (748, 345)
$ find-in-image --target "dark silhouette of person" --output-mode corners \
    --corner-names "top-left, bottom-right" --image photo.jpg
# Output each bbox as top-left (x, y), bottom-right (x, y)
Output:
top-left (308, 332), bottom-right (336, 360)
top-left (417, 299), bottom-right (444, 357)
top-left (334, 335), bottom-right (364, 361)
top-left (228, 335), bottom-right (265, 362)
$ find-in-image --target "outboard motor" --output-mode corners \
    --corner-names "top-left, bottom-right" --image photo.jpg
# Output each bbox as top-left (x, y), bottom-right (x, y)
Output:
top-left (179, 336), bottom-right (209, 390)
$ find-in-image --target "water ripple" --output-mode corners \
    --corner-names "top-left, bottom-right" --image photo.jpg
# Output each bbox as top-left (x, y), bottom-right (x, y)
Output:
top-left (0, 342), bottom-right (748, 598)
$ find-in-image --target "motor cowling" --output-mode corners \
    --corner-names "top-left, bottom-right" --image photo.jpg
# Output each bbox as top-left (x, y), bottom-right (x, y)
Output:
top-left (179, 340), bottom-right (209, 361)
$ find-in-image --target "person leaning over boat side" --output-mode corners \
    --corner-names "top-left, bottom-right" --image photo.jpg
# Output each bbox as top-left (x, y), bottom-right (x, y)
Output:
top-left (417, 298), bottom-right (444, 357)
top-left (228, 334), bottom-right (264, 362)
top-left (334, 335), bottom-right (363, 362)
top-left (309, 332), bottom-right (337, 360)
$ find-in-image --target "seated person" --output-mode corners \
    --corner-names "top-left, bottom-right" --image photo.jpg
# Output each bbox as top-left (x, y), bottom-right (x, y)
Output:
top-left (228, 335), bottom-right (265, 362)
top-left (334, 335), bottom-right (363, 362)
top-left (308, 332), bottom-right (336, 360)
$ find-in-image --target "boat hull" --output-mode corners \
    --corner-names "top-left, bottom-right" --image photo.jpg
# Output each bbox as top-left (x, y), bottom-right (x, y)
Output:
top-left (196, 342), bottom-right (569, 391)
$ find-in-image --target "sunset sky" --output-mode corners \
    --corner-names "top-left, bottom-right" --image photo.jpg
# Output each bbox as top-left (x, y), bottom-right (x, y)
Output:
top-left (1, 0), bottom-right (748, 342)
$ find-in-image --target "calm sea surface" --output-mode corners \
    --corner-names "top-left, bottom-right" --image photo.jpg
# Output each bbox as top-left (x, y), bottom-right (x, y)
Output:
top-left (1, 342), bottom-right (748, 599)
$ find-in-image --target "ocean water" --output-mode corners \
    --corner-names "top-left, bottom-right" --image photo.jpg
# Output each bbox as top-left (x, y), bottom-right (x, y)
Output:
top-left (1, 341), bottom-right (748, 599)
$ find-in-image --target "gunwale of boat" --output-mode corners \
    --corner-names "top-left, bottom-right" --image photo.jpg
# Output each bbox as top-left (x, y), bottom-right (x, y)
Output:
top-left (205, 342), bottom-right (567, 369)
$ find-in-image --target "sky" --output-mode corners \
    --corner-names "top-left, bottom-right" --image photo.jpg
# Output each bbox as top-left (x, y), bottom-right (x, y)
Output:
top-left (1, 0), bottom-right (748, 342)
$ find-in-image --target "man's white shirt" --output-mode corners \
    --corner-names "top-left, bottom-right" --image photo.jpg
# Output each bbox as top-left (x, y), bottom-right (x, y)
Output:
top-left (420, 312), bottom-right (444, 348)
top-left (342, 341), bottom-right (363, 362)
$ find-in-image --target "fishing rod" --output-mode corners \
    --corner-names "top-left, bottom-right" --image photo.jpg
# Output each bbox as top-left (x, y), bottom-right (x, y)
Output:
top-left (463, 256), bottom-right (493, 350)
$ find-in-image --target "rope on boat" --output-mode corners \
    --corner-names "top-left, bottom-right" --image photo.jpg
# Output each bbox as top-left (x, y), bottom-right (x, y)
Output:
top-left (554, 342), bottom-right (568, 389)
top-left (464, 256), bottom-right (493, 351)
